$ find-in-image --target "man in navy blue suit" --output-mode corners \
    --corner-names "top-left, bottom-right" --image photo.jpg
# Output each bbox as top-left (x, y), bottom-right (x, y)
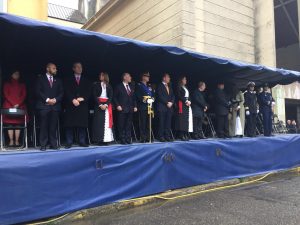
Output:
top-left (35, 63), bottom-right (63, 150)
top-left (258, 83), bottom-right (275, 136)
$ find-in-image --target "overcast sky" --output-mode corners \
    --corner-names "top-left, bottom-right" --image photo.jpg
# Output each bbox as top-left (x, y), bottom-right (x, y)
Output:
top-left (48, 0), bottom-right (79, 9)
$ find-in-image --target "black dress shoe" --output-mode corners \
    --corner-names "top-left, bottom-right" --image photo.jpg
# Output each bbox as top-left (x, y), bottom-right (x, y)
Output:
top-left (65, 144), bottom-right (72, 149)
top-left (79, 143), bottom-right (89, 147)
top-left (50, 146), bottom-right (59, 150)
top-left (126, 140), bottom-right (132, 144)
top-left (40, 146), bottom-right (46, 151)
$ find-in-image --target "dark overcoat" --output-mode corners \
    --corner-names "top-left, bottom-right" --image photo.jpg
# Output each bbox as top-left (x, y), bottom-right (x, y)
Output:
top-left (63, 75), bottom-right (92, 128)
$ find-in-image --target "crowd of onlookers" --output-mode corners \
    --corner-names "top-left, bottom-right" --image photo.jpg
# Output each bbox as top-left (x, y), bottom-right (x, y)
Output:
top-left (286, 119), bottom-right (299, 133)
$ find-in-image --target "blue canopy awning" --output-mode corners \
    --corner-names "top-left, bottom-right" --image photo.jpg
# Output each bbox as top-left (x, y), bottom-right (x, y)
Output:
top-left (0, 12), bottom-right (300, 88)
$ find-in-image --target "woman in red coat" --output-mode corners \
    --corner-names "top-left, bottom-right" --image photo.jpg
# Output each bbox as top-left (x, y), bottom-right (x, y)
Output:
top-left (2, 70), bottom-right (27, 147)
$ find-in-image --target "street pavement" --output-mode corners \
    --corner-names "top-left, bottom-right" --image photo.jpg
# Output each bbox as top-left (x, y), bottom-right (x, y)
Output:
top-left (62, 173), bottom-right (300, 225)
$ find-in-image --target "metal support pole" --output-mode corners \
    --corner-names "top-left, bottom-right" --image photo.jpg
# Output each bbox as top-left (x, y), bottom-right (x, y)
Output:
top-left (0, 113), bottom-right (3, 150)
top-left (149, 106), bottom-right (152, 143)
top-left (25, 114), bottom-right (28, 149)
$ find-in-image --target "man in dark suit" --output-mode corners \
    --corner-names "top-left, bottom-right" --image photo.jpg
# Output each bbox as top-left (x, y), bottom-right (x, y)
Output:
top-left (192, 81), bottom-right (208, 139)
top-left (258, 83), bottom-right (275, 136)
top-left (35, 63), bottom-right (63, 150)
top-left (136, 72), bottom-right (154, 143)
top-left (156, 73), bottom-right (175, 142)
top-left (244, 81), bottom-right (258, 137)
top-left (64, 62), bottom-right (92, 148)
top-left (214, 82), bottom-right (230, 138)
top-left (114, 73), bottom-right (137, 144)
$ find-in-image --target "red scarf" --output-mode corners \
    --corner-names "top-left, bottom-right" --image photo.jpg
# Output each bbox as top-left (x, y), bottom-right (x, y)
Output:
top-left (178, 100), bottom-right (183, 114)
top-left (98, 98), bottom-right (113, 128)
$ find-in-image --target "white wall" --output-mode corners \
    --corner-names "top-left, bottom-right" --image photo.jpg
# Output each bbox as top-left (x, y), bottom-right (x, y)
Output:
top-left (0, 0), bottom-right (7, 12)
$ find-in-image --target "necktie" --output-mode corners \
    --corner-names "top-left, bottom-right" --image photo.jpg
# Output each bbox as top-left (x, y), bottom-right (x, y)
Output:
top-left (165, 83), bottom-right (169, 95)
top-left (126, 85), bottom-right (131, 95)
top-left (76, 76), bottom-right (80, 85)
top-left (49, 76), bottom-right (53, 88)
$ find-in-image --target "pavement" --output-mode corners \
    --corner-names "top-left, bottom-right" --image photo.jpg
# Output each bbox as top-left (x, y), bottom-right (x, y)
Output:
top-left (56, 171), bottom-right (300, 225)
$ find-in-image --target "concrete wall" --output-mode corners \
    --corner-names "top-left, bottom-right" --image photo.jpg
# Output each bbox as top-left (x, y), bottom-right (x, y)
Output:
top-left (85, 0), bottom-right (276, 65)
top-left (254, 0), bottom-right (276, 67)
top-left (192, 0), bottom-right (255, 63)
top-left (84, 0), bottom-right (185, 47)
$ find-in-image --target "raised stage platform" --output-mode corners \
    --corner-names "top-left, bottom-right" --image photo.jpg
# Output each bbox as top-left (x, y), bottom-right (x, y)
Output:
top-left (1, 134), bottom-right (300, 225)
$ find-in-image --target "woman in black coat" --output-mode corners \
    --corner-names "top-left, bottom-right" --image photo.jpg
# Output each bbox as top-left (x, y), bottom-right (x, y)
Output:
top-left (92, 72), bottom-right (114, 145)
top-left (175, 76), bottom-right (193, 141)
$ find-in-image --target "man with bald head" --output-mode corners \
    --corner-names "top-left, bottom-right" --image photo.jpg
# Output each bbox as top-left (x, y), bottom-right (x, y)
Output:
top-left (35, 63), bottom-right (64, 150)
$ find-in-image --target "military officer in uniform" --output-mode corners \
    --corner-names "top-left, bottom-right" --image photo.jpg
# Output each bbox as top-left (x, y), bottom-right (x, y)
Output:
top-left (244, 82), bottom-right (258, 137)
top-left (258, 83), bottom-right (275, 136)
top-left (136, 72), bottom-right (154, 143)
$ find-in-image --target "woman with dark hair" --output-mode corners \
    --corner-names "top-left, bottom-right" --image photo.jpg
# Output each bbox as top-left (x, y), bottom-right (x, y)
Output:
top-left (2, 70), bottom-right (27, 147)
top-left (176, 76), bottom-right (193, 141)
top-left (92, 72), bottom-right (114, 145)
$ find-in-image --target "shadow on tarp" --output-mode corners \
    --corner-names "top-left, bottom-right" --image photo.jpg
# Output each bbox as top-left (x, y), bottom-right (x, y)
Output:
top-left (0, 134), bottom-right (300, 225)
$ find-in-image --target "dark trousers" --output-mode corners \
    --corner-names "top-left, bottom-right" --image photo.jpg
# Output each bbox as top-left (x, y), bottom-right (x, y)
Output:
top-left (193, 116), bottom-right (203, 137)
top-left (262, 109), bottom-right (272, 136)
top-left (246, 113), bottom-right (256, 137)
top-left (118, 112), bottom-right (133, 141)
top-left (65, 127), bottom-right (87, 145)
top-left (38, 109), bottom-right (59, 147)
top-left (157, 111), bottom-right (172, 139)
top-left (139, 110), bottom-right (150, 141)
top-left (216, 114), bottom-right (229, 138)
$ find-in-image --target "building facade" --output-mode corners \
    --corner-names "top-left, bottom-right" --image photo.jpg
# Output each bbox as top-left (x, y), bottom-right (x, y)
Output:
top-left (0, 0), bottom-right (87, 28)
top-left (83, 0), bottom-right (300, 123)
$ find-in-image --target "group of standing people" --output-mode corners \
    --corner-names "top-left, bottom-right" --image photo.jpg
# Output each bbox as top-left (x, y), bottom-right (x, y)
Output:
top-left (35, 62), bottom-right (115, 150)
top-left (214, 81), bottom-right (275, 138)
top-left (2, 62), bottom-right (277, 150)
